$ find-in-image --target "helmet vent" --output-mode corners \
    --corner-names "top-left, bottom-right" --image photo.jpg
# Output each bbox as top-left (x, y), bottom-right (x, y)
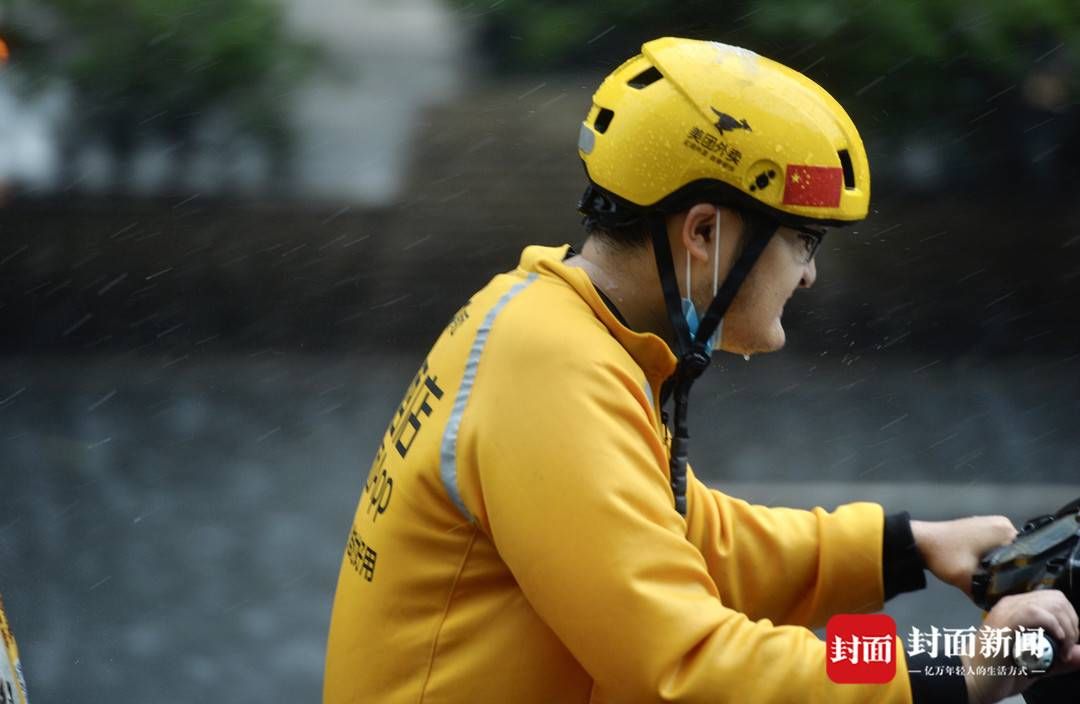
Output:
top-left (627, 66), bottom-right (663, 89)
top-left (594, 108), bottom-right (615, 134)
top-left (838, 149), bottom-right (856, 189)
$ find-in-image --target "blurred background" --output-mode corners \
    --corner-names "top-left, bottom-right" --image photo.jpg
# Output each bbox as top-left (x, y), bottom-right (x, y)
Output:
top-left (0, 0), bottom-right (1078, 701)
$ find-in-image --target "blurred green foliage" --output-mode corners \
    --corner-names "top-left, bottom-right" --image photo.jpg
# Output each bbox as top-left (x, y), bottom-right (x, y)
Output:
top-left (457, 0), bottom-right (1078, 127)
top-left (1, 0), bottom-right (317, 162)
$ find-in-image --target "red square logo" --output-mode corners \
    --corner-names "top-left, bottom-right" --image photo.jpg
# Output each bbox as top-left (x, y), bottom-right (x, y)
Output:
top-left (826, 614), bottom-right (898, 684)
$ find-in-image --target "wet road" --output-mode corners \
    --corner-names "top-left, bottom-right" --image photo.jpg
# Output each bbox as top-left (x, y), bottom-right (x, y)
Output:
top-left (0, 352), bottom-right (1076, 702)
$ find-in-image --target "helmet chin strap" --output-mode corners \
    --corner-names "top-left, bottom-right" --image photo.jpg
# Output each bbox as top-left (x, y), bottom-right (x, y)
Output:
top-left (650, 209), bottom-right (778, 516)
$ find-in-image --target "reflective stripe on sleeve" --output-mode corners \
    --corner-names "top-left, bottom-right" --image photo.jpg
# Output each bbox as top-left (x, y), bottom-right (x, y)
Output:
top-left (439, 273), bottom-right (538, 520)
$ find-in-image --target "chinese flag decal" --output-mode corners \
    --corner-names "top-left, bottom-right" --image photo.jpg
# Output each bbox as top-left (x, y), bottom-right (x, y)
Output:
top-left (783, 165), bottom-right (844, 207)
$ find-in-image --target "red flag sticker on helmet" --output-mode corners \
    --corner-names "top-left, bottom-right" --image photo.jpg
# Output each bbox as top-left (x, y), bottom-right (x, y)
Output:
top-left (783, 165), bottom-right (843, 207)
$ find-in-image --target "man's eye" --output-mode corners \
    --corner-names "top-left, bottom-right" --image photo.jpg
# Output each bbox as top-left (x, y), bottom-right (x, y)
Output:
top-left (798, 233), bottom-right (815, 252)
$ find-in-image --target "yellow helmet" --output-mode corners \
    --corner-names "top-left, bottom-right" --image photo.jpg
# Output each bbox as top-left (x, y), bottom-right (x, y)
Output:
top-left (577, 39), bottom-right (873, 518)
top-left (578, 37), bottom-right (870, 227)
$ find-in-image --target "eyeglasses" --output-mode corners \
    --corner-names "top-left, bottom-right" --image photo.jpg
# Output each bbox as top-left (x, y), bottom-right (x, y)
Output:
top-left (791, 224), bottom-right (827, 264)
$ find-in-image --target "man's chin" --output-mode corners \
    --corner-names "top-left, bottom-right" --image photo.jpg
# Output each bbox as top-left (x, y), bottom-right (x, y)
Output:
top-left (757, 321), bottom-right (787, 353)
top-left (719, 328), bottom-right (786, 357)
top-left (717, 321), bottom-right (786, 360)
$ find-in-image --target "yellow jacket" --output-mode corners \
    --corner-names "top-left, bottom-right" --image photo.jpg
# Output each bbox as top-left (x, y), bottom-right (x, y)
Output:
top-left (324, 245), bottom-right (914, 703)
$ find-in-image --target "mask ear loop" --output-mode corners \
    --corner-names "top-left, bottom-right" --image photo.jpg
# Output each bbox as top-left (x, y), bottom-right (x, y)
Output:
top-left (684, 246), bottom-right (692, 301)
top-left (686, 208), bottom-right (723, 301)
top-left (712, 207), bottom-right (721, 296)
top-left (710, 207), bottom-right (724, 349)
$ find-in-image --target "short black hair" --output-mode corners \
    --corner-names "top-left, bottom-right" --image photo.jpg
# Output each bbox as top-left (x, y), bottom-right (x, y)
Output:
top-left (582, 217), bottom-right (651, 251)
top-left (579, 183), bottom-right (652, 250)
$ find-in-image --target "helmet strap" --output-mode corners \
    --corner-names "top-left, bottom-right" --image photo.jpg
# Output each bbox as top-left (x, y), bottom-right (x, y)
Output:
top-left (649, 210), bottom-right (778, 516)
top-left (649, 213), bottom-right (693, 359)
top-left (695, 211), bottom-right (776, 352)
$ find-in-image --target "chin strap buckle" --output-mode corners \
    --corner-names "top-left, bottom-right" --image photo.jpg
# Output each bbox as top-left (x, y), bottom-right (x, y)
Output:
top-left (679, 347), bottom-right (711, 381)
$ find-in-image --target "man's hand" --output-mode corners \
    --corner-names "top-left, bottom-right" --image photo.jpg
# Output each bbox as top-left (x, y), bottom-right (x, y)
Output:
top-left (910, 516), bottom-right (1018, 597)
top-left (962, 590), bottom-right (1080, 704)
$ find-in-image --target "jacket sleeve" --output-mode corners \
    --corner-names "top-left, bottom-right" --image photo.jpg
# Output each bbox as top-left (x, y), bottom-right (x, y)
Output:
top-left (683, 475), bottom-right (888, 629)
top-left (463, 333), bottom-right (914, 704)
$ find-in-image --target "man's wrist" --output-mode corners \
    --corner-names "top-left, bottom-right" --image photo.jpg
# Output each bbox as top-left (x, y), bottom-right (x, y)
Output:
top-left (883, 511), bottom-right (928, 600)
top-left (908, 652), bottom-right (970, 704)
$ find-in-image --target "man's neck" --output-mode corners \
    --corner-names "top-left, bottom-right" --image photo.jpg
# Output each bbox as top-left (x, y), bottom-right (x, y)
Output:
top-left (565, 238), bottom-right (672, 342)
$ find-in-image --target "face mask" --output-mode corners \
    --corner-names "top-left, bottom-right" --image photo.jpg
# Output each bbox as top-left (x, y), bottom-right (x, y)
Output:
top-left (681, 208), bottom-right (723, 355)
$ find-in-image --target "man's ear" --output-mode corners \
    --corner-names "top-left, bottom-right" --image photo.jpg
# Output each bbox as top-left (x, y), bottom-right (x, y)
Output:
top-left (680, 203), bottom-right (723, 263)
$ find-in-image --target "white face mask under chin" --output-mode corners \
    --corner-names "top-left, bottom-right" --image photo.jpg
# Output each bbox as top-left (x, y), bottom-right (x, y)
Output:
top-left (680, 209), bottom-right (724, 355)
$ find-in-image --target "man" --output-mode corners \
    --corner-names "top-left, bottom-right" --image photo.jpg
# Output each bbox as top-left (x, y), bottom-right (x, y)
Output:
top-left (324, 38), bottom-right (1080, 703)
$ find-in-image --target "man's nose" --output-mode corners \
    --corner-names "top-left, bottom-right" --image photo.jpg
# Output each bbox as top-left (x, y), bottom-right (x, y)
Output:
top-left (800, 259), bottom-right (817, 289)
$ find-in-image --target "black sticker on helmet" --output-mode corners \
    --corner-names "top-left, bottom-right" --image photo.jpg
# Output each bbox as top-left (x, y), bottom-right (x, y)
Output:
top-left (749, 169), bottom-right (777, 192)
top-left (711, 107), bottom-right (752, 134)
